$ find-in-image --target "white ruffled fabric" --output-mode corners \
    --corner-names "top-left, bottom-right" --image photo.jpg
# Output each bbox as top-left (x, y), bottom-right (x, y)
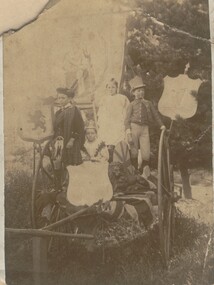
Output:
top-left (83, 139), bottom-right (109, 161)
top-left (97, 94), bottom-right (130, 145)
top-left (66, 138), bottom-right (112, 206)
top-left (66, 161), bottom-right (113, 206)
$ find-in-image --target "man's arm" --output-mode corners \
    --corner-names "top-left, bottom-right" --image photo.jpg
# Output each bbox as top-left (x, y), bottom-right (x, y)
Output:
top-left (75, 107), bottom-right (85, 147)
top-left (150, 102), bottom-right (165, 128)
top-left (124, 103), bottom-right (133, 132)
top-left (69, 107), bottom-right (85, 148)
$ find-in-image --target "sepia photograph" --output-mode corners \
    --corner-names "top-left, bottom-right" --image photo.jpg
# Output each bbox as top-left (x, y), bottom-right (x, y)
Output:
top-left (1, 0), bottom-right (213, 284)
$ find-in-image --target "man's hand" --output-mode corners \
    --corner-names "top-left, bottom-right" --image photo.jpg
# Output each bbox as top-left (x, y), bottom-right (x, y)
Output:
top-left (66, 138), bottom-right (75, 149)
top-left (90, 156), bottom-right (99, 162)
top-left (127, 133), bottom-right (133, 145)
top-left (160, 125), bottom-right (166, 131)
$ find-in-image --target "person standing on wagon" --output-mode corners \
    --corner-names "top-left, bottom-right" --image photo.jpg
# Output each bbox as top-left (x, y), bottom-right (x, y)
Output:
top-left (97, 78), bottom-right (130, 162)
top-left (53, 87), bottom-right (85, 189)
top-left (125, 76), bottom-right (166, 173)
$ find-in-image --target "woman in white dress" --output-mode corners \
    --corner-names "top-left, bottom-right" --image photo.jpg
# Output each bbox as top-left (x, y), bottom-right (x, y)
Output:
top-left (66, 120), bottom-right (113, 207)
top-left (97, 78), bottom-right (130, 162)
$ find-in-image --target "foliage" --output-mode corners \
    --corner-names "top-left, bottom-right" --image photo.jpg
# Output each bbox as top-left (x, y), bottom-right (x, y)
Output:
top-left (121, 0), bottom-right (212, 170)
top-left (5, 169), bottom-right (32, 228)
top-left (7, 192), bottom-right (213, 285)
top-left (5, 163), bottom-right (213, 285)
top-left (4, 160), bottom-right (213, 285)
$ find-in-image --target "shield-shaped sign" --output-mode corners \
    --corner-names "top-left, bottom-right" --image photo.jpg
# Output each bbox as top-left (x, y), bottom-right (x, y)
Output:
top-left (158, 74), bottom-right (202, 120)
top-left (18, 96), bottom-right (55, 143)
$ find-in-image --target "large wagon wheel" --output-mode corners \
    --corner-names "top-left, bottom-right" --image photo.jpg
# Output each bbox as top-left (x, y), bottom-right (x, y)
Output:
top-left (157, 129), bottom-right (175, 268)
top-left (31, 142), bottom-right (65, 229)
top-left (31, 142), bottom-right (74, 255)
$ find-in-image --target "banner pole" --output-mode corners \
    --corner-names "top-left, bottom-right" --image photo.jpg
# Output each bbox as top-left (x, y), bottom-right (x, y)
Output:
top-left (119, 15), bottom-right (128, 93)
top-left (33, 143), bottom-right (36, 176)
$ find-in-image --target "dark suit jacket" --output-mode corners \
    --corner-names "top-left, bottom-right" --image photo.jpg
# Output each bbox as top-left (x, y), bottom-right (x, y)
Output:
top-left (125, 99), bottom-right (163, 130)
top-left (54, 105), bottom-right (85, 166)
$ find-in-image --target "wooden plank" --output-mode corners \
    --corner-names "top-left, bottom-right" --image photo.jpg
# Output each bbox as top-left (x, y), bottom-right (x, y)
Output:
top-left (5, 228), bottom-right (94, 239)
top-left (42, 205), bottom-right (94, 231)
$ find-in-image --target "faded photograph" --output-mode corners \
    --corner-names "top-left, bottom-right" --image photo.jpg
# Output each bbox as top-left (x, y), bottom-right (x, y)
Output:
top-left (3, 0), bottom-right (213, 284)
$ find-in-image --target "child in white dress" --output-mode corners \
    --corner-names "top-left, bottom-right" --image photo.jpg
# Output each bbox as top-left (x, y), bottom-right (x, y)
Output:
top-left (66, 121), bottom-right (113, 206)
top-left (97, 78), bottom-right (130, 162)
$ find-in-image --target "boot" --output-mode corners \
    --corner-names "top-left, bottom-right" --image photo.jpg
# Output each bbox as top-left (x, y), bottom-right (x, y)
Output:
top-left (139, 160), bottom-right (150, 175)
top-left (54, 169), bottom-right (62, 190)
top-left (108, 145), bottom-right (115, 163)
top-left (131, 157), bottom-right (138, 170)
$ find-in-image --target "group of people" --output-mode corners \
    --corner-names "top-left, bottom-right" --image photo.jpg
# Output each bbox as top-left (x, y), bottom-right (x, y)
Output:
top-left (51, 75), bottom-right (166, 207)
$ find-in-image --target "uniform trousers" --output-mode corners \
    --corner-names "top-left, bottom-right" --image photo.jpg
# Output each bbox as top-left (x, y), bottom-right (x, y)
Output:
top-left (130, 123), bottom-right (150, 162)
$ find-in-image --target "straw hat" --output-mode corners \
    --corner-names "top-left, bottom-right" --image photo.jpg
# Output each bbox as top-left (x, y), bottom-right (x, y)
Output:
top-left (129, 76), bottom-right (146, 92)
top-left (56, 87), bottom-right (75, 98)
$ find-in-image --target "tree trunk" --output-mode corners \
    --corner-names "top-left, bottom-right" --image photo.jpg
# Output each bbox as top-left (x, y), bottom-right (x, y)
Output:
top-left (179, 164), bottom-right (192, 199)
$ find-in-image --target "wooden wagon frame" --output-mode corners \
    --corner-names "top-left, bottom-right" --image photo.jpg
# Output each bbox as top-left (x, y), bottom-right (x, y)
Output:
top-left (5, 102), bottom-right (182, 285)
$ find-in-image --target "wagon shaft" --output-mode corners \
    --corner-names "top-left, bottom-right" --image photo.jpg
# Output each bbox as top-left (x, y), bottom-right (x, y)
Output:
top-left (5, 228), bottom-right (94, 240)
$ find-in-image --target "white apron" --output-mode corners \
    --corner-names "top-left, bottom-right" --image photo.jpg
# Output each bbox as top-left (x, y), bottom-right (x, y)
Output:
top-left (66, 161), bottom-right (113, 206)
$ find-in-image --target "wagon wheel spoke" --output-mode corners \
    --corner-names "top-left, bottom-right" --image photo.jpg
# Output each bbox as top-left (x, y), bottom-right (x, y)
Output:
top-left (48, 204), bottom-right (62, 253)
top-left (41, 165), bottom-right (54, 183)
top-left (31, 142), bottom-right (78, 260)
top-left (32, 143), bottom-right (58, 228)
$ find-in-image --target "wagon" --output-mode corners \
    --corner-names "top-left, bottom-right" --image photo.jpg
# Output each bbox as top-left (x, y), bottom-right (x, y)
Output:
top-left (6, 99), bottom-right (182, 284)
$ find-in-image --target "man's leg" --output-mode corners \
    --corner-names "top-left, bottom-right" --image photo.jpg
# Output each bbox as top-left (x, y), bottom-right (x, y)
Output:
top-left (107, 145), bottom-right (115, 163)
top-left (130, 124), bottom-right (141, 170)
top-left (53, 158), bottom-right (63, 190)
top-left (139, 125), bottom-right (150, 173)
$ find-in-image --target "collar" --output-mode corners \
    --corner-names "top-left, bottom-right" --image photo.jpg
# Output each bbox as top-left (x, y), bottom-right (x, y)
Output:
top-left (85, 138), bottom-right (98, 145)
top-left (134, 97), bottom-right (144, 102)
top-left (60, 102), bottom-right (73, 110)
top-left (134, 97), bottom-right (147, 101)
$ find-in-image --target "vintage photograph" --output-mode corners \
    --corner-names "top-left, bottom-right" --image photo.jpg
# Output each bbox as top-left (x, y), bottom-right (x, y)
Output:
top-left (2, 0), bottom-right (213, 284)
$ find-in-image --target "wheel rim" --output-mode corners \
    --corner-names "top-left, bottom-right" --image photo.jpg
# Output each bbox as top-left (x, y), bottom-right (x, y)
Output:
top-left (31, 143), bottom-right (76, 255)
top-left (158, 129), bottom-right (174, 268)
top-left (32, 144), bottom-right (55, 228)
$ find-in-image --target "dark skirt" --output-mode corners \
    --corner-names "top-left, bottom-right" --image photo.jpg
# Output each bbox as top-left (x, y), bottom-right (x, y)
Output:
top-left (63, 138), bottom-right (83, 166)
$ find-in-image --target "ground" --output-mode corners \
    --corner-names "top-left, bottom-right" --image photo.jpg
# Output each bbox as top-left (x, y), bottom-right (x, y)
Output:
top-left (4, 164), bottom-right (214, 285)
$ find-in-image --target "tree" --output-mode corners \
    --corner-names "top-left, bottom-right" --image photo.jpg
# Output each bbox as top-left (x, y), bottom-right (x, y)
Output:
top-left (120, 0), bottom-right (212, 198)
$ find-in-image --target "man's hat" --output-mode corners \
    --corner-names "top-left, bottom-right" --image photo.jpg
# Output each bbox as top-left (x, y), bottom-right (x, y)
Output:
top-left (129, 76), bottom-right (146, 92)
top-left (56, 87), bottom-right (75, 98)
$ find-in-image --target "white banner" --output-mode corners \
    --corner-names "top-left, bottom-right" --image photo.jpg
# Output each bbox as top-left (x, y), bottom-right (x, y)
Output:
top-left (158, 74), bottom-right (202, 120)
top-left (4, 0), bottom-right (127, 143)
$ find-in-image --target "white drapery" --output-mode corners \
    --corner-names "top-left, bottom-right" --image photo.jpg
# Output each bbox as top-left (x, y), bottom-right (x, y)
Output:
top-left (4, 0), bottom-right (127, 143)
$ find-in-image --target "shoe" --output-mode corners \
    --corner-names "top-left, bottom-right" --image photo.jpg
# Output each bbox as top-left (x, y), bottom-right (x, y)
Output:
top-left (142, 165), bottom-right (151, 179)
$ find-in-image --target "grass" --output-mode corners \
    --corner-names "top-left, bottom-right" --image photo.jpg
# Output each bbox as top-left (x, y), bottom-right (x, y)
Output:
top-left (4, 166), bottom-right (214, 285)
top-left (5, 169), bottom-right (32, 229)
top-left (46, 211), bottom-right (213, 285)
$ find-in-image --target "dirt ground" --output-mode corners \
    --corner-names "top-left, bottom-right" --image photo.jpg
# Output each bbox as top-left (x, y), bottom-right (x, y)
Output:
top-left (177, 184), bottom-right (213, 225)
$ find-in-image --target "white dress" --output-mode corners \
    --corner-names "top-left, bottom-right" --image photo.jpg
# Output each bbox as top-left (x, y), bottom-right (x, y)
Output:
top-left (97, 94), bottom-right (130, 145)
top-left (66, 138), bottom-right (113, 206)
